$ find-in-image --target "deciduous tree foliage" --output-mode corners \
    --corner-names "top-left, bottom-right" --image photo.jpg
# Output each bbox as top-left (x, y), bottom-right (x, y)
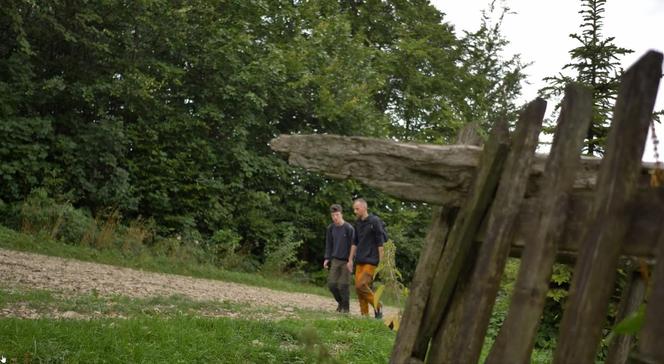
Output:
top-left (0, 0), bottom-right (524, 278)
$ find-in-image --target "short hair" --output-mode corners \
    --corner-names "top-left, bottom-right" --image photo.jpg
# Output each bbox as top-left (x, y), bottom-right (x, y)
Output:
top-left (353, 198), bottom-right (368, 208)
top-left (330, 204), bottom-right (343, 213)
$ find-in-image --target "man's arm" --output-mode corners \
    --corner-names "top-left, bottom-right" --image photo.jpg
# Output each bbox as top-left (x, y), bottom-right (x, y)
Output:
top-left (378, 246), bottom-right (384, 263)
top-left (324, 226), bottom-right (332, 269)
top-left (347, 245), bottom-right (357, 272)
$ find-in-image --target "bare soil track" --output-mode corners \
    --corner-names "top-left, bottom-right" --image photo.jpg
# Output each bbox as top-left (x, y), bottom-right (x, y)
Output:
top-left (0, 248), bottom-right (395, 320)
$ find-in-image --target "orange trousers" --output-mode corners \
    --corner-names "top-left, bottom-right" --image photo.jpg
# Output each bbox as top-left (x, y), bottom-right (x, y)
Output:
top-left (354, 263), bottom-right (380, 315)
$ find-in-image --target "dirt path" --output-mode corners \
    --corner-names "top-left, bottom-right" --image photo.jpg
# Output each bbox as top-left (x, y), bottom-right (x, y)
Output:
top-left (0, 249), bottom-right (395, 319)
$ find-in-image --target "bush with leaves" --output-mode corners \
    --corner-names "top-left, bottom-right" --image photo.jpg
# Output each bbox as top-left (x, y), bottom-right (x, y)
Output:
top-left (209, 229), bottom-right (243, 270)
top-left (18, 188), bottom-right (93, 244)
top-left (262, 225), bottom-right (304, 276)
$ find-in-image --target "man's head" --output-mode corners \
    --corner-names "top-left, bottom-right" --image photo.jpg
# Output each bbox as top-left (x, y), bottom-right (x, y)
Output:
top-left (352, 198), bottom-right (369, 220)
top-left (330, 204), bottom-right (344, 225)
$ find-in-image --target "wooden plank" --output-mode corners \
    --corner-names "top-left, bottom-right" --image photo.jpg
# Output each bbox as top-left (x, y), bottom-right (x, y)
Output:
top-left (390, 124), bottom-right (482, 364)
top-left (509, 187), bottom-right (664, 262)
top-left (270, 134), bottom-right (657, 206)
top-left (486, 84), bottom-right (593, 363)
top-left (427, 98), bottom-right (546, 364)
top-left (636, 205), bottom-right (664, 363)
top-left (410, 118), bottom-right (511, 360)
top-left (389, 207), bottom-right (457, 364)
top-left (606, 267), bottom-right (647, 364)
top-left (553, 50), bottom-right (663, 364)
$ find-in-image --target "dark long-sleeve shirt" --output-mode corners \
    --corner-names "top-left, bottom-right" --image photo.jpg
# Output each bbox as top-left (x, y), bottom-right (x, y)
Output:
top-left (325, 222), bottom-right (355, 261)
top-left (352, 214), bottom-right (387, 265)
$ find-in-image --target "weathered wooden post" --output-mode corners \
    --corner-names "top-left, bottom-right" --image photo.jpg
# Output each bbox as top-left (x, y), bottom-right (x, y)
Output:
top-left (486, 83), bottom-right (593, 363)
top-left (426, 98), bottom-right (546, 364)
top-left (408, 116), bottom-right (512, 361)
top-left (553, 50), bottom-right (662, 364)
top-left (389, 123), bottom-right (483, 364)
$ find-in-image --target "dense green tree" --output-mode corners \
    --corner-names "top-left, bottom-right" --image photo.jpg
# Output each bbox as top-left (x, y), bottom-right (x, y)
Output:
top-left (0, 0), bottom-right (528, 280)
top-left (341, 0), bottom-right (465, 142)
top-left (457, 1), bottom-right (528, 130)
top-left (0, 118), bottom-right (53, 202)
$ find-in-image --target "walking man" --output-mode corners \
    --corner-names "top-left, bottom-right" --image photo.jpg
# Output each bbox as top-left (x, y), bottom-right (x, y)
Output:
top-left (347, 198), bottom-right (387, 318)
top-left (324, 204), bottom-right (355, 313)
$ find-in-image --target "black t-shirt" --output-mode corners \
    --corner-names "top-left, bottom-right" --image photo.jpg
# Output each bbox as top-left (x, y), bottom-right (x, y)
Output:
top-left (352, 214), bottom-right (387, 265)
top-left (324, 222), bottom-right (355, 261)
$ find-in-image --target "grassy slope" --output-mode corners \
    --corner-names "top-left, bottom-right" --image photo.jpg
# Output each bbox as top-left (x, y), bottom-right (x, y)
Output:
top-left (0, 226), bottom-right (553, 362)
top-left (0, 226), bottom-right (397, 362)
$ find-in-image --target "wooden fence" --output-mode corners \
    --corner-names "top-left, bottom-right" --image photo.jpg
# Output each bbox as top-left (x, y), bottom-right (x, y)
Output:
top-left (271, 50), bottom-right (664, 364)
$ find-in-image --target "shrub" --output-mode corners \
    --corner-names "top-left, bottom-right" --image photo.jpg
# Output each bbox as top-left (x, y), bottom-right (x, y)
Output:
top-left (18, 188), bottom-right (94, 244)
top-left (58, 206), bottom-right (93, 244)
top-left (0, 198), bottom-right (13, 227)
top-left (209, 229), bottom-right (242, 269)
top-left (151, 236), bottom-right (182, 257)
top-left (262, 225), bottom-right (303, 275)
top-left (19, 188), bottom-right (65, 238)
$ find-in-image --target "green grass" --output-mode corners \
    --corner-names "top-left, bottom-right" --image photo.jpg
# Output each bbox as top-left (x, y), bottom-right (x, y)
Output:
top-left (0, 287), bottom-right (395, 363)
top-left (0, 225), bottom-right (331, 298)
top-left (0, 316), bottom-right (394, 363)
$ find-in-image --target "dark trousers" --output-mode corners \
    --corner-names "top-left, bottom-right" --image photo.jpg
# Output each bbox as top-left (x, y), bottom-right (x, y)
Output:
top-left (328, 258), bottom-right (350, 310)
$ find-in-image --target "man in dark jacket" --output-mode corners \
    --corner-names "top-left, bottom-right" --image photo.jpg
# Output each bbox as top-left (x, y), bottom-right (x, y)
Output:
top-left (324, 204), bottom-right (355, 313)
top-left (347, 198), bottom-right (387, 318)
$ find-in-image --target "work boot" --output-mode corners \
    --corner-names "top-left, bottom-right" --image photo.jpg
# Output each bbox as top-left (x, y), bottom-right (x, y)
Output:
top-left (374, 303), bottom-right (383, 320)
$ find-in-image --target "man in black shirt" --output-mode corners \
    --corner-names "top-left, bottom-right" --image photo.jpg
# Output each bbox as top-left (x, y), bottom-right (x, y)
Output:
top-left (347, 198), bottom-right (387, 318)
top-left (324, 204), bottom-right (355, 313)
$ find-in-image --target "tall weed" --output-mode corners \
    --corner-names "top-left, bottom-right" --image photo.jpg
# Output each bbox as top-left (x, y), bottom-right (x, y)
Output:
top-left (374, 241), bottom-right (408, 329)
top-left (84, 208), bottom-right (121, 250)
top-left (121, 217), bottom-right (154, 255)
top-left (262, 225), bottom-right (303, 275)
top-left (209, 229), bottom-right (242, 269)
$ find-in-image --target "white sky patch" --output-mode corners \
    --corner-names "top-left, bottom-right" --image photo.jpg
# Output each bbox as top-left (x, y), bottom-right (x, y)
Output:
top-left (432, 0), bottom-right (664, 161)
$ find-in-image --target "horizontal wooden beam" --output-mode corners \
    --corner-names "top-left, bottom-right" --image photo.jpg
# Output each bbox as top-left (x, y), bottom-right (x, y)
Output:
top-left (270, 134), bottom-right (655, 206)
top-left (271, 134), bottom-right (664, 259)
top-left (271, 134), bottom-right (484, 206)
